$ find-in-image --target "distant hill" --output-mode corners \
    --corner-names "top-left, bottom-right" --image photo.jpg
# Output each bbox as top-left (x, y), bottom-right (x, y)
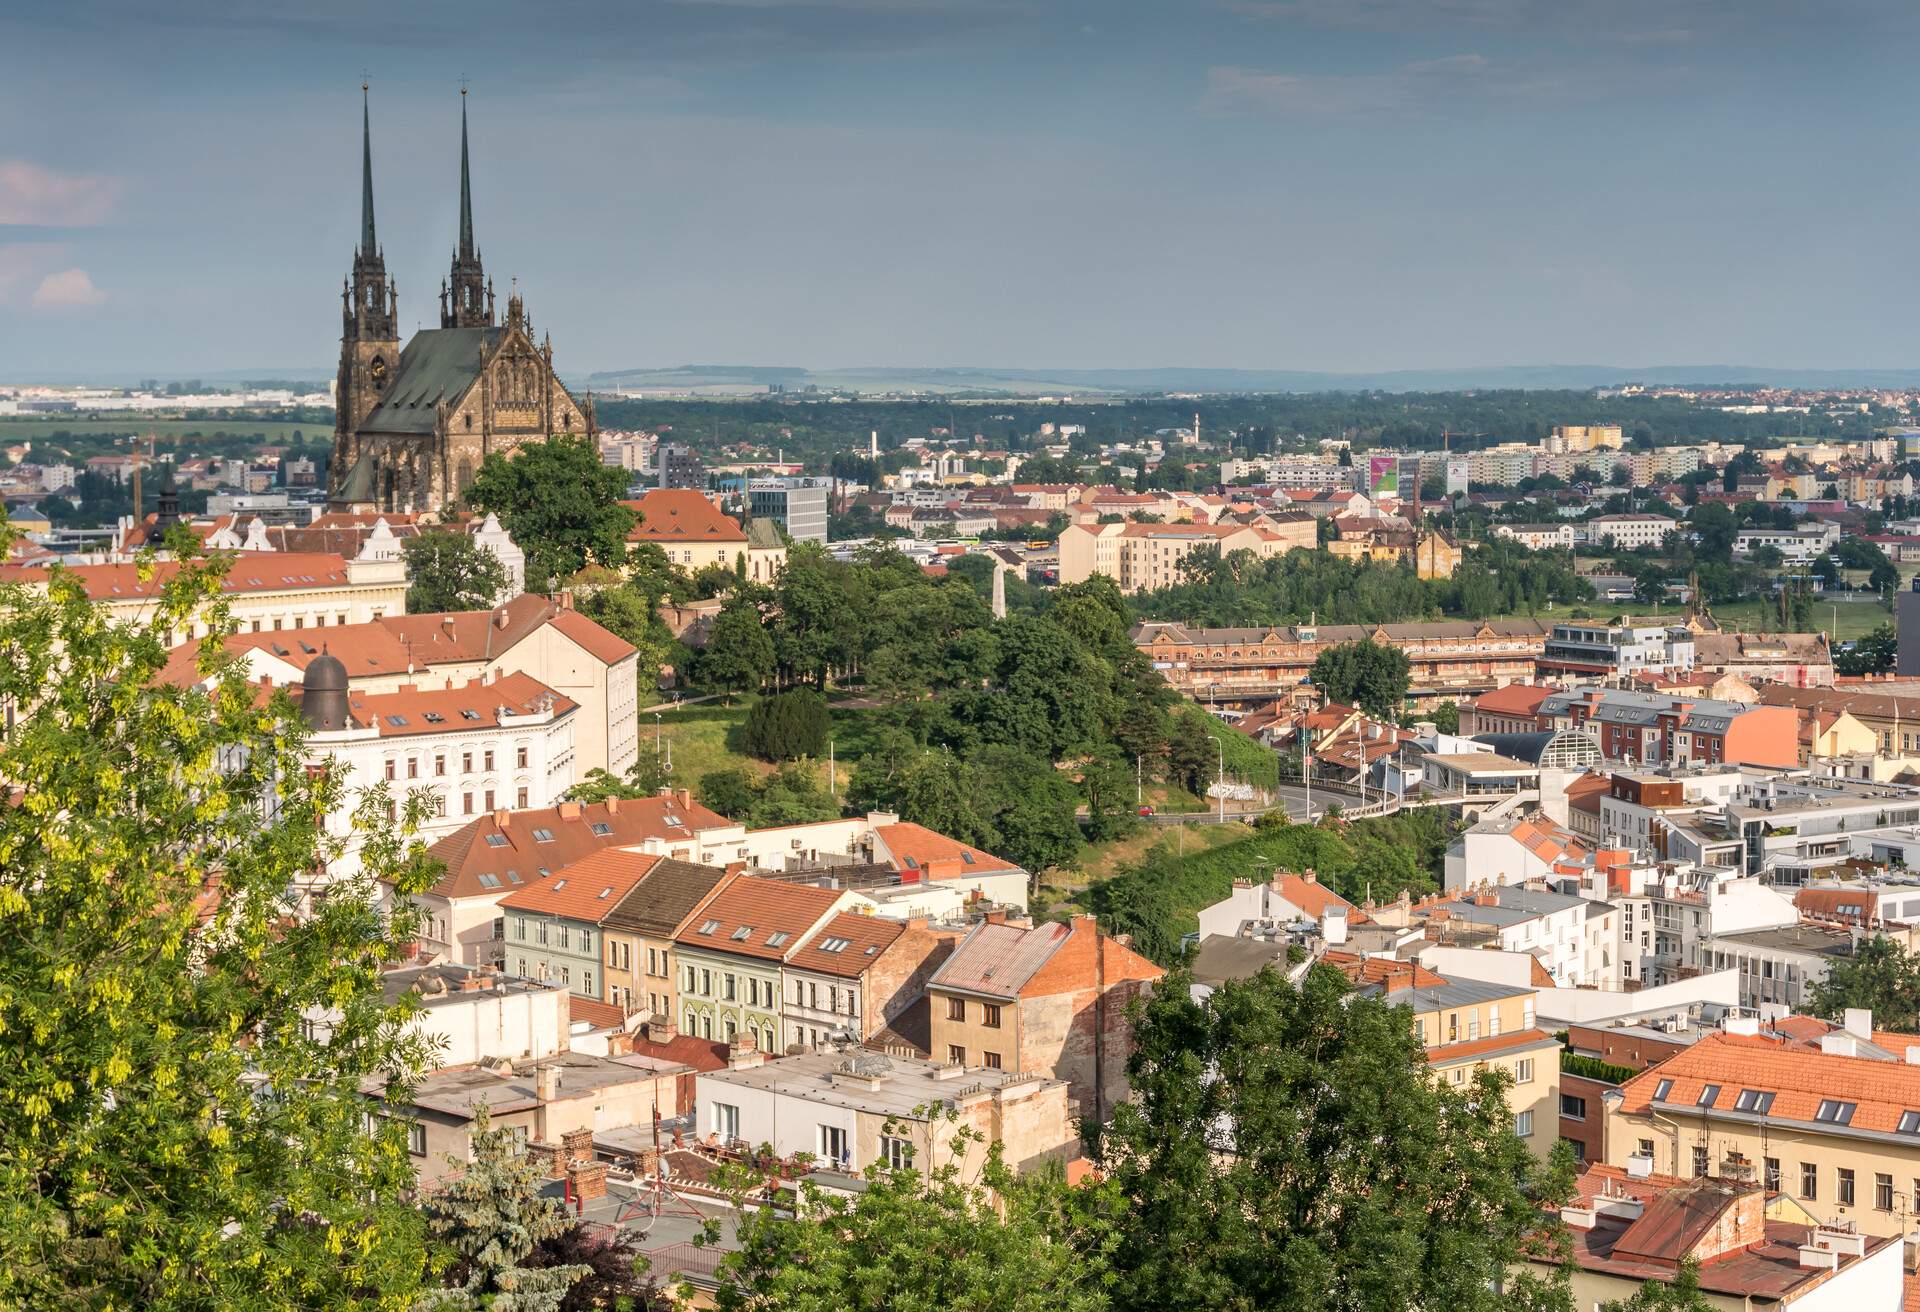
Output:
top-left (579, 363), bottom-right (1920, 396)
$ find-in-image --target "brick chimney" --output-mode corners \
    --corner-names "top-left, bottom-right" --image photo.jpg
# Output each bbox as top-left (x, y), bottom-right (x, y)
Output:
top-left (728, 1029), bottom-right (766, 1070)
top-left (558, 801), bottom-right (583, 821)
top-left (644, 1017), bottom-right (678, 1045)
top-left (605, 1029), bottom-right (633, 1057)
top-left (561, 1126), bottom-right (595, 1164)
top-left (493, 809), bottom-right (510, 828)
top-left (606, 796), bottom-right (620, 814)
top-left (674, 788), bottom-right (692, 809)
top-left (1302, 868), bottom-right (1318, 885)
top-left (459, 972), bottom-right (486, 993)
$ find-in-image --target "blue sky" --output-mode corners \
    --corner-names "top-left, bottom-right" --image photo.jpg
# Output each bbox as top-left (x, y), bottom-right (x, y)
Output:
top-left (3, 0), bottom-right (1917, 378)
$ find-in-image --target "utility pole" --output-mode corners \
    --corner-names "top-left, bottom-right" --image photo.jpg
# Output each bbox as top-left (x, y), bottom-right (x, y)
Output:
top-left (827, 738), bottom-right (835, 799)
top-left (1216, 737), bottom-right (1226, 823)
top-left (1136, 753), bottom-right (1143, 806)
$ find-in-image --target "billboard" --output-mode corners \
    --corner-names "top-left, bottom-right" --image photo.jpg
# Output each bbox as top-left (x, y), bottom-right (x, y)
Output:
top-left (1445, 457), bottom-right (1470, 496)
top-left (1368, 454), bottom-right (1398, 499)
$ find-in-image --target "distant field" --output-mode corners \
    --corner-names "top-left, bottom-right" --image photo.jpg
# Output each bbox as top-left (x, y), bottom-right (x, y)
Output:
top-left (0, 418), bottom-right (330, 445)
top-left (1527, 596), bottom-right (1890, 644)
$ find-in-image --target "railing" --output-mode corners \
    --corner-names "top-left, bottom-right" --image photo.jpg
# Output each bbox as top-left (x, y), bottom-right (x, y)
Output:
top-left (644, 1241), bottom-right (726, 1284)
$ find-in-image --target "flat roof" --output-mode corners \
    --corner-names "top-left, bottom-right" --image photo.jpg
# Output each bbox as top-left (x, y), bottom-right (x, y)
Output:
top-left (1423, 752), bottom-right (1541, 773)
top-left (698, 1049), bottom-right (1061, 1120)
top-left (1710, 924), bottom-right (1860, 958)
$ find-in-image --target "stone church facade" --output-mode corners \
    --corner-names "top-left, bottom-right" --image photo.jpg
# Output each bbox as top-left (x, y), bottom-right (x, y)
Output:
top-left (328, 90), bottom-right (593, 515)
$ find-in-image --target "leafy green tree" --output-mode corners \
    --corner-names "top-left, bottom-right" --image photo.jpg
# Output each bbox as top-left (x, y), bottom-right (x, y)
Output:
top-left (704, 1115), bottom-right (1117, 1312)
top-left (1600, 1258), bottom-right (1713, 1311)
top-left (1808, 936), bottom-right (1920, 1030)
top-left (697, 767), bottom-right (759, 820)
top-left (699, 604), bottom-right (776, 703)
top-left (1429, 699), bottom-right (1460, 735)
top-left (1836, 622), bottom-right (1898, 676)
top-left (466, 435), bottom-right (635, 590)
top-left (566, 745), bottom-right (672, 804)
top-left (741, 689), bottom-right (831, 762)
top-left (524, 1221), bottom-right (669, 1312)
top-left (403, 529), bottom-right (509, 613)
top-left (1308, 639), bottom-right (1411, 720)
top-left (422, 1105), bottom-right (588, 1311)
top-left (0, 545), bottom-right (441, 1310)
top-left (1095, 964), bottom-right (1570, 1312)
top-left (1082, 746), bottom-right (1139, 843)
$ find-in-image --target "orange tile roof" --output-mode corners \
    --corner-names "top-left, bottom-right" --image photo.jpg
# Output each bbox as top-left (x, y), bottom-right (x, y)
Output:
top-left (2, 551), bottom-right (356, 600)
top-left (785, 912), bottom-right (907, 978)
top-left (324, 671), bottom-right (576, 738)
top-left (423, 793), bottom-right (732, 902)
top-left (673, 874), bottom-right (843, 961)
top-left (497, 849), bottom-right (664, 922)
top-left (1320, 951), bottom-right (1447, 991)
top-left (568, 995), bottom-right (628, 1029)
top-left (622, 490), bottom-right (747, 544)
top-left (871, 822), bottom-right (1022, 879)
top-left (1425, 1027), bottom-right (1558, 1065)
top-left (1473, 683), bottom-right (1553, 717)
top-left (1269, 873), bottom-right (1368, 925)
top-left (1617, 1030), bottom-right (1920, 1131)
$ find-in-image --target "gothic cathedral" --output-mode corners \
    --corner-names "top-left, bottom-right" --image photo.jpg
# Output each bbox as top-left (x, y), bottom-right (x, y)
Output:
top-left (327, 89), bottom-right (594, 515)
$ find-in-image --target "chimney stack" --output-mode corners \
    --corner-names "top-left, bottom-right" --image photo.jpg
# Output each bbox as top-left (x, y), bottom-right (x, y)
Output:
top-left (536, 1064), bottom-right (563, 1102)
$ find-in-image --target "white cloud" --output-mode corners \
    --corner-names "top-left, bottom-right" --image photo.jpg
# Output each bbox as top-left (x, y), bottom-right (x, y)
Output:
top-left (31, 268), bottom-right (107, 309)
top-left (0, 242), bottom-right (67, 304)
top-left (0, 161), bottom-right (122, 227)
top-left (1201, 54), bottom-right (1504, 118)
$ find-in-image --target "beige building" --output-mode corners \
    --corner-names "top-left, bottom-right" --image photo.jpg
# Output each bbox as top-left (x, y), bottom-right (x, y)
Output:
top-left (624, 488), bottom-right (785, 583)
top-left (1604, 1019), bottom-right (1920, 1238)
top-left (1, 547), bottom-right (408, 642)
top-left (1057, 517), bottom-right (1312, 593)
top-left (186, 591), bottom-right (640, 779)
top-left (1333, 955), bottom-right (1560, 1159)
top-left (695, 1046), bottom-right (1080, 1177)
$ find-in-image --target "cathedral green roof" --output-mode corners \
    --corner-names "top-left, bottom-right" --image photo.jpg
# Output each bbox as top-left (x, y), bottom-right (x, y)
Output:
top-left (336, 452), bottom-right (379, 505)
top-left (358, 326), bottom-right (503, 434)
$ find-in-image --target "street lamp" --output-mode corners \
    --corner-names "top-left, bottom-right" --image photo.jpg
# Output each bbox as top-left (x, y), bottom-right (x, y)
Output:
top-left (1216, 736), bottom-right (1227, 823)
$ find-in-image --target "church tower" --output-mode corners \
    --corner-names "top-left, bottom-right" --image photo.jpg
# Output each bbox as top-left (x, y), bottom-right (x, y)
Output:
top-left (329, 85), bottom-right (399, 501)
top-left (440, 89), bottom-right (494, 329)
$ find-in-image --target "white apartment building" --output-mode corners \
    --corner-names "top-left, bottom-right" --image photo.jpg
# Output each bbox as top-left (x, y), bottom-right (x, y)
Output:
top-left (300, 665), bottom-right (580, 884)
top-left (1733, 524), bottom-right (1840, 563)
top-left (1585, 514), bottom-right (1678, 550)
top-left (1497, 523), bottom-right (1578, 551)
top-left (1432, 885), bottom-right (1622, 989)
top-left (1613, 868), bottom-right (1797, 987)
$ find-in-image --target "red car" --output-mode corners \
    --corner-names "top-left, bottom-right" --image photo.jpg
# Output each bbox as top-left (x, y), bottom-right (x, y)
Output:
top-left (1136, 805), bottom-right (1155, 817)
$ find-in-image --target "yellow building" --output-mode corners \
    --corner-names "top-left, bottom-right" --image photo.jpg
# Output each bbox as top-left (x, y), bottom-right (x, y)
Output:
top-left (1603, 1021), bottom-right (1920, 1238)
top-left (623, 489), bottom-right (785, 583)
top-left (1056, 517), bottom-right (1311, 594)
top-left (1331, 954), bottom-right (1560, 1159)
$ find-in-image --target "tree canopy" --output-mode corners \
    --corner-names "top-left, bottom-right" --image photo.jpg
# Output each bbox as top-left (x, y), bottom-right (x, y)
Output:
top-left (466, 435), bottom-right (635, 590)
top-left (402, 529), bottom-right (509, 613)
top-left (0, 542), bottom-right (442, 1309)
top-left (1808, 936), bottom-right (1920, 1031)
top-left (1092, 963), bottom-right (1572, 1312)
top-left (1308, 638), bottom-right (1412, 721)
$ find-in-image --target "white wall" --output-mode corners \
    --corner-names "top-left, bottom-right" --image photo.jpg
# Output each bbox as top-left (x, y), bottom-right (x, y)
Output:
top-left (1538, 970), bottom-right (1739, 1025)
top-left (409, 984), bottom-right (569, 1067)
top-left (1789, 1238), bottom-right (1903, 1312)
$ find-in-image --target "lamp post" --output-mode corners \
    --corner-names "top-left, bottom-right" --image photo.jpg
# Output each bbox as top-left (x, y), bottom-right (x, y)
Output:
top-left (1216, 735), bottom-right (1227, 824)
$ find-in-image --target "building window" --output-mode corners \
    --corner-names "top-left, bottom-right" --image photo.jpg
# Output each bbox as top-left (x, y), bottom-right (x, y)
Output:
top-left (406, 1122), bottom-right (426, 1156)
top-left (1801, 1163), bottom-right (1818, 1200)
top-left (463, 752), bottom-right (473, 773)
top-left (818, 1124), bottom-right (848, 1165)
top-left (407, 758), bottom-right (418, 780)
top-left (947, 1045), bottom-right (965, 1065)
top-left (517, 787), bottom-right (529, 808)
top-left (583, 970), bottom-right (593, 996)
top-left (435, 754), bottom-right (446, 776)
top-left (947, 997), bottom-right (965, 1022)
top-left (1637, 1138), bottom-right (1654, 1159)
top-left (1515, 1058), bottom-right (1533, 1084)
top-left (723, 974), bottom-right (736, 1002)
top-left (1691, 1146), bottom-right (1708, 1178)
top-left (1878, 1173), bottom-right (1894, 1211)
top-left (518, 746), bottom-right (529, 768)
top-left (1838, 1169), bottom-right (1855, 1207)
top-left (714, 1102), bottom-right (740, 1141)
top-left (384, 760), bottom-right (396, 782)
top-left (1560, 1094), bottom-right (1585, 1121)
top-left (984, 1051), bottom-right (1002, 1069)
top-left (485, 789), bottom-right (495, 810)
top-left (1514, 1110), bottom-right (1533, 1138)
top-left (463, 792), bottom-right (474, 815)
top-left (983, 1003), bottom-right (1002, 1029)
top-left (1765, 1157), bottom-right (1780, 1191)
top-left (881, 1136), bottom-right (914, 1171)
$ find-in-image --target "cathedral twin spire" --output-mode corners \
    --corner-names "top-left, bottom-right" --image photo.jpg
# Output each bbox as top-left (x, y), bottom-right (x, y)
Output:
top-left (346, 84), bottom-right (494, 341)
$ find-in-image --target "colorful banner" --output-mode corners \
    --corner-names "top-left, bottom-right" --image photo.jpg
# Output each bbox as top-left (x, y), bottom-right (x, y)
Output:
top-left (1368, 455), bottom-right (1398, 499)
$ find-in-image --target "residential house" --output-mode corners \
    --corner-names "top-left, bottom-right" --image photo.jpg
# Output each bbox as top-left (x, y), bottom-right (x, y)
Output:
top-left (408, 791), bottom-right (730, 967)
top-left (496, 848), bottom-right (676, 1000)
top-left (1425, 884), bottom-right (1623, 989)
top-left (781, 912), bottom-right (951, 1051)
top-left (1518, 1167), bottom-right (1901, 1310)
top-left (674, 875), bottom-right (861, 1052)
top-left (1604, 1018), bottom-right (1920, 1238)
top-left (926, 913), bottom-right (1162, 1123)
top-left (1193, 871), bottom-right (1367, 944)
top-left (624, 488), bottom-right (785, 582)
top-left (600, 856), bottom-right (739, 1020)
top-left (694, 1046), bottom-right (1079, 1177)
top-left (1330, 955), bottom-right (1560, 1159)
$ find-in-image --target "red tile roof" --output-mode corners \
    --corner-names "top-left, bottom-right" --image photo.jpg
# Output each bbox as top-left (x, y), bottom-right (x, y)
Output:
top-left (622, 490), bottom-right (747, 545)
top-left (1473, 683), bottom-right (1553, 718)
top-left (1617, 1029), bottom-right (1920, 1132)
top-left (785, 912), bottom-right (906, 978)
top-left (1268, 873), bottom-right (1368, 925)
top-left (320, 671), bottom-right (576, 738)
top-left (498, 849), bottom-right (665, 923)
top-left (672, 874), bottom-right (844, 961)
top-left (871, 821), bottom-right (1022, 879)
top-left (423, 793), bottom-right (732, 902)
top-left (2, 551), bottom-right (357, 599)
top-left (568, 995), bottom-right (629, 1029)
